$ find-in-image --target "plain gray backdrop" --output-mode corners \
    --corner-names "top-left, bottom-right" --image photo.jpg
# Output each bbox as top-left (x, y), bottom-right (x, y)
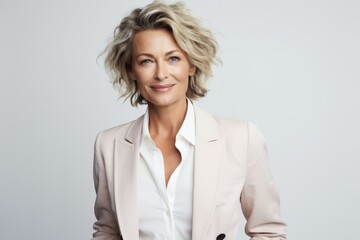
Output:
top-left (1, 0), bottom-right (359, 239)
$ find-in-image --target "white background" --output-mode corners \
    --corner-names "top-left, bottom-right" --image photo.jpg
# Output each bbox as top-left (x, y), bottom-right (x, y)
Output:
top-left (1, 0), bottom-right (359, 239)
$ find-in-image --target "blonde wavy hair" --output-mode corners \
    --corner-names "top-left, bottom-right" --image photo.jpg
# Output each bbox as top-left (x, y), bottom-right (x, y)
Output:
top-left (103, 0), bottom-right (220, 106)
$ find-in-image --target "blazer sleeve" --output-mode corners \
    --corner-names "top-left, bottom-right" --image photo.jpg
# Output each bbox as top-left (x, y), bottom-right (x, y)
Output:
top-left (92, 131), bottom-right (122, 240)
top-left (240, 122), bottom-right (287, 239)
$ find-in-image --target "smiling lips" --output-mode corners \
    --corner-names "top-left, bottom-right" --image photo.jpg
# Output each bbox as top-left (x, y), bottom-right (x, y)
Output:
top-left (150, 84), bottom-right (175, 92)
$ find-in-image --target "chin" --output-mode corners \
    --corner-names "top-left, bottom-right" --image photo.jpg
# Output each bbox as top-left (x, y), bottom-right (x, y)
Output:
top-left (147, 96), bottom-right (185, 108)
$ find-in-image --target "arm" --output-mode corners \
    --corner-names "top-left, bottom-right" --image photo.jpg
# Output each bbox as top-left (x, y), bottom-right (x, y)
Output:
top-left (92, 131), bottom-right (122, 240)
top-left (240, 122), bottom-right (287, 240)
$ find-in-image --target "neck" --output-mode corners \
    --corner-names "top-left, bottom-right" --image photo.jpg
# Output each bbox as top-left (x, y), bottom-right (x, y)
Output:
top-left (148, 99), bottom-right (188, 139)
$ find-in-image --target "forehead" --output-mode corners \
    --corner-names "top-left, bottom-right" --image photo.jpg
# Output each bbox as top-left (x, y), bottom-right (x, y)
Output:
top-left (132, 29), bottom-right (183, 55)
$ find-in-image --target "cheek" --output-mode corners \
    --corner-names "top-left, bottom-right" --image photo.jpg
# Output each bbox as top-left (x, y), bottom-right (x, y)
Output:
top-left (132, 67), bottom-right (152, 82)
top-left (135, 79), bottom-right (147, 91)
top-left (173, 66), bottom-right (192, 80)
top-left (135, 81), bottom-right (146, 95)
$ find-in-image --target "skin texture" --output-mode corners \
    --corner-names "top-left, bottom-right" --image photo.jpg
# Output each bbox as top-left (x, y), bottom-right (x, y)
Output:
top-left (130, 29), bottom-right (196, 186)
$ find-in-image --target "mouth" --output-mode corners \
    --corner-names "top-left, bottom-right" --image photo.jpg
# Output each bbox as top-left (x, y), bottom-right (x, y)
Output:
top-left (150, 84), bottom-right (175, 92)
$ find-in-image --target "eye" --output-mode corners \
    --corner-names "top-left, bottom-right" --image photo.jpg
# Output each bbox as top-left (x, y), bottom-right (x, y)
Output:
top-left (140, 59), bottom-right (153, 65)
top-left (168, 56), bottom-right (180, 62)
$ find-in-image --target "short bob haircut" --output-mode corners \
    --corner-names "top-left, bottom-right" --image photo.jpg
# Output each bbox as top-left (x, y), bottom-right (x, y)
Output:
top-left (103, 0), bottom-right (220, 106)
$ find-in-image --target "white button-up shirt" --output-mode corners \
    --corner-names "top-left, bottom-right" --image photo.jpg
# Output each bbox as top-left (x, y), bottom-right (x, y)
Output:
top-left (139, 100), bottom-right (195, 240)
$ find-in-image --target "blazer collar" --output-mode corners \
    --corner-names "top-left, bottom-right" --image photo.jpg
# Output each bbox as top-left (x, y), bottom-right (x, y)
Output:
top-left (193, 103), bottom-right (219, 141)
top-left (124, 115), bottom-right (144, 144)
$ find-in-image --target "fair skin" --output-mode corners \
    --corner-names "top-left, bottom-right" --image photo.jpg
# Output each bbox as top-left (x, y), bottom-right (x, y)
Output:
top-left (130, 29), bottom-right (196, 186)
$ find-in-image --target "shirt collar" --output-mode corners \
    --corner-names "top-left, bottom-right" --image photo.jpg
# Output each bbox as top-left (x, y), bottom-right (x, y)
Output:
top-left (141, 99), bottom-right (196, 146)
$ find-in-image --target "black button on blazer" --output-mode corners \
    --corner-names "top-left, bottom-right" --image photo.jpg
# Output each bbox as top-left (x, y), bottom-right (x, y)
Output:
top-left (216, 233), bottom-right (226, 240)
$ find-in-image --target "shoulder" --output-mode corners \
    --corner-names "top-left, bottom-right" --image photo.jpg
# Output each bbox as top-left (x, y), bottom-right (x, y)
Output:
top-left (217, 116), bottom-right (266, 142)
top-left (212, 114), bottom-right (247, 131)
top-left (193, 103), bottom-right (265, 142)
top-left (213, 115), bottom-right (265, 143)
top-left (210, 114), bottom-right (268, 164)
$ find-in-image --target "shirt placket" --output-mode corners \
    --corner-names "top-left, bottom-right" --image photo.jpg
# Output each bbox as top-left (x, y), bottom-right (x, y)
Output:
top-left (153, 147), bottom-right (175, 240)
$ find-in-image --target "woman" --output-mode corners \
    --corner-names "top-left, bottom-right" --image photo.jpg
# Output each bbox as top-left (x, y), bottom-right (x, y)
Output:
top-left (92, 1), bottom-right (287, 239)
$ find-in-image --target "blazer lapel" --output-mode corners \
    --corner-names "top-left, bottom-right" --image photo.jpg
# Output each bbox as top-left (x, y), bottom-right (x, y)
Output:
top-left (114, 117), bottom-right (143, 240)
top-left (192, 104), bottom-right (225, 240)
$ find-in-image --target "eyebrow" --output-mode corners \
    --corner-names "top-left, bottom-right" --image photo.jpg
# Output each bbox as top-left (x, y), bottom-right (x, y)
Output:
top-left (134, 50), bottom-right (183, 59)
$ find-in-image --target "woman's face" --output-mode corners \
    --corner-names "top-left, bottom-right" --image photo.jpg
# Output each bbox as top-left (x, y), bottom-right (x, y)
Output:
top-left (130, 29), bottom-right (195, 109)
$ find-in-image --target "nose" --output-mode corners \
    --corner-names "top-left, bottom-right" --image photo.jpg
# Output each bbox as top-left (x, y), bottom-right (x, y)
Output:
top-left (154, 61), bottom-right (169, 81)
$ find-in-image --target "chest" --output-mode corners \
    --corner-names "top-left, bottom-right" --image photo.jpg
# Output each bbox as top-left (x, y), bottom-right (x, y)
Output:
top-left (138, 140), bottom-right (195, 240)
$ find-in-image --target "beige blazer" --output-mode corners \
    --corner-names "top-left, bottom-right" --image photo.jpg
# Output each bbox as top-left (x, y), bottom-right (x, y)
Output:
top-left (92, 104), bottom-right (287, 240)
